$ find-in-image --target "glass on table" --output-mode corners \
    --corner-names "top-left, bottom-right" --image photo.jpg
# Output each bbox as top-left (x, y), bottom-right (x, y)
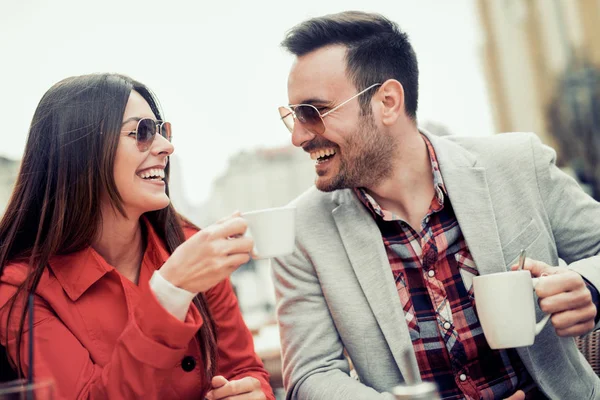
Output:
top-left (0, 379), bottom-right (53, 400)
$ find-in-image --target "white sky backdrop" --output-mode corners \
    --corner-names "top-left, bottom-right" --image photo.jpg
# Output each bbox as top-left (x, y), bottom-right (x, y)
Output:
top-left (0, 0), bottom-right (495, 204)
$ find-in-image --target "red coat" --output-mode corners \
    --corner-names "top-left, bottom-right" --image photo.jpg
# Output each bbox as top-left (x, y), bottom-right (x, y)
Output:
top-left (0, 223), bottom-right (275, 399)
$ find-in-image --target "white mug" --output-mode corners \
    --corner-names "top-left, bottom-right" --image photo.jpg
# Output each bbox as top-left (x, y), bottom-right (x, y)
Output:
top-left (241, 206), bottom-right (296, 259)
top-left (472, 270), bottom-right (550, 349)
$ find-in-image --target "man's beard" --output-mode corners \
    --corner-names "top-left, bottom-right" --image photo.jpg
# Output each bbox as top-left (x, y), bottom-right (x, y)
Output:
top-left (316, 114), bottom-right (397, 192)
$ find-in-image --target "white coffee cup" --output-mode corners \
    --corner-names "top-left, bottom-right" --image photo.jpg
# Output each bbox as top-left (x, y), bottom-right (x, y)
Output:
top-left (472, 270), bottom-right (550, 349)
top-left (241, 206), bottom-right (296, 259)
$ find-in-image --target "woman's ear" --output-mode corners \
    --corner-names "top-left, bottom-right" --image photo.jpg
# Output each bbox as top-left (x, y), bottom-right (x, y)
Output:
top-left (375, 79), bottom-right (405, 126)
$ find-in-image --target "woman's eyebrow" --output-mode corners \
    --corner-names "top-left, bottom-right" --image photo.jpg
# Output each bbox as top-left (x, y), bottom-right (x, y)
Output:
top-left (121, 117), bottom-right (142, 126)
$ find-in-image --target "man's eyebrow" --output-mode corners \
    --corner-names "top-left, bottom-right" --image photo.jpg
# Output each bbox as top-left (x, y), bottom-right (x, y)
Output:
top-left (121, 117), bottom-right (141, 126)
top-left (290, 98), bottom-right (331, 106)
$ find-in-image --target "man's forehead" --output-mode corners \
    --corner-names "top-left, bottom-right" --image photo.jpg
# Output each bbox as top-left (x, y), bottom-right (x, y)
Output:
top-left (287, 45), bottom-right (352, 102)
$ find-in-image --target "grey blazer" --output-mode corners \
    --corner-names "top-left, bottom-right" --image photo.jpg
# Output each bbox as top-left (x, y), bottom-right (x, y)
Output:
top-left (272, 131), bottom-right (600, 400)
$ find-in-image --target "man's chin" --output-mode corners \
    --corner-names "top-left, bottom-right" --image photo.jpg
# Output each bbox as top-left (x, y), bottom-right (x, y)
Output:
top-left (315, 176), bottom-right (344, 192)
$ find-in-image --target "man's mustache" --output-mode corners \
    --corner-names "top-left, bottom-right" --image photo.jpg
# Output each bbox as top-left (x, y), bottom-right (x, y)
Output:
top-left (302, 138), bottom-right (339, 153)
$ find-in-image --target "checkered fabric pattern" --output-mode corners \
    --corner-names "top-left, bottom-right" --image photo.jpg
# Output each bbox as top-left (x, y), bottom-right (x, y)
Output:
top-left (354, 136), bottom-right (534, 399)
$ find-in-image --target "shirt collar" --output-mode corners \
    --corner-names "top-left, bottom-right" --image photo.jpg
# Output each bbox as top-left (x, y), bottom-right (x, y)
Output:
top-left (355, 133), bottom-right (447, 221)
top-left (49, 217), bottom-right (168, 301)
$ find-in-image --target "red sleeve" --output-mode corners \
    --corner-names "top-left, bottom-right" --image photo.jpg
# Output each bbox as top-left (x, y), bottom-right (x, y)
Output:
top-left (206, 278), bottom-right (275, 400)
top-left (182, 225), bottom-right (200, 240)
top-left (0, 277), bottom-right (202, 400)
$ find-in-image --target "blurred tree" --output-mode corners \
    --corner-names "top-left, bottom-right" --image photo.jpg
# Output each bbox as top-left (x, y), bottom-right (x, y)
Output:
top-left (547, 59), bottom-right (600, 200)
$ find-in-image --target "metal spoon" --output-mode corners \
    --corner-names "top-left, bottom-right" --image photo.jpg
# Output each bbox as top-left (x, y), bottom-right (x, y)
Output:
top-left (517, 249), bottom-right (526, 270)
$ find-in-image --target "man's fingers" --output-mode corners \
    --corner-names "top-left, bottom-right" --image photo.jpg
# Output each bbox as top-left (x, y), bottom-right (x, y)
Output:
top-left (555, 319), bottom-right (596, 337)
top-left (521, 258), bottom-right (554, 277)
top-left (550, 303), bottom-right (597, 330)
top-left (539, 288), bottom-right (593, 313)
top-left (510, 258), bottom-right (553, 274)
top-left (534, 271), bottom-right (585, 298)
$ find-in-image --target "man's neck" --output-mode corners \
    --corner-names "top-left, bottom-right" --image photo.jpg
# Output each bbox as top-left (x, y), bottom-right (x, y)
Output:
top-left (364, 131), bottom-right (436, 230)
top-left (93, 206), bottom-right (144, 284)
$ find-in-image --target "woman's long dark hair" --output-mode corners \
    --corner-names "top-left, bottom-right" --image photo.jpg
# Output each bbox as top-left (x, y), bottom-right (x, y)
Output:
top-left (0, 74), bottom-right (218, 387)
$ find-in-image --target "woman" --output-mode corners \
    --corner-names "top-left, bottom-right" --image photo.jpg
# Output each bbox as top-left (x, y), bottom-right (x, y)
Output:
top-left (0, 73), bottom-right (274, 400)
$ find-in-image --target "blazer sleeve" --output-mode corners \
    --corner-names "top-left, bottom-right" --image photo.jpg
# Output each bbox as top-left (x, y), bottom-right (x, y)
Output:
top-left (0, 278), bottom-right (202, 400)
top-left (530, 135), bottom-right (600, 329)
top-left (206, 277), bottom-right (275, 400)
top-left (272, 250), bottom-right (396, 400)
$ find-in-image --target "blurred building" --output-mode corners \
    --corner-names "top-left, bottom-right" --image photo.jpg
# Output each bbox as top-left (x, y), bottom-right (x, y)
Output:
top-left (193, 145), bottom-right (315, 226)
top-left (476, 0), bottom-right (600, 145)
top-left (0, 156), bottom-right (19, 215)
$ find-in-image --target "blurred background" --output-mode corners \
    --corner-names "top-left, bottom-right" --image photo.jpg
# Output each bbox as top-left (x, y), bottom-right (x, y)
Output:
top-left (1, 0), bottom-right (599, 396)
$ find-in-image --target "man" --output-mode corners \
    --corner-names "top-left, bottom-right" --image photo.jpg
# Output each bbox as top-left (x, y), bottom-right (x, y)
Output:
top-left (272, 11), bottom-right (600, 400)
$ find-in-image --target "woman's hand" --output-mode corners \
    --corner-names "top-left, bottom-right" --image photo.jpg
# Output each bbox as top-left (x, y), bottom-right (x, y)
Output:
top-left (205, 375), bottom-right (266, 400)
top-left (159, 213), bottom-right (253, 293)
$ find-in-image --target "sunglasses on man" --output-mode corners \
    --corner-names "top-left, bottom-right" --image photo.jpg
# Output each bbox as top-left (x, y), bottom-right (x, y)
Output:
top-left (278, 83), bottom-right (382, 135)
top-left (122, 118), bottom-right (173, 152)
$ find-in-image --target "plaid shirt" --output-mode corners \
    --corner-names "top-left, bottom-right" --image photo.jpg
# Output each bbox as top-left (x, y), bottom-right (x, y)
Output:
top-left (355, 136), bottom-right (534, 400)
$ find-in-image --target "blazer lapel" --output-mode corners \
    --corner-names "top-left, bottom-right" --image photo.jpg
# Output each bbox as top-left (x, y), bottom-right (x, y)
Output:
top-left (331, 190), bottom-right (419, 382)
top-left (328, 132), bottom-right (508, 380)
top-left (424, 132), bottom-right (539, 372)
top-left (425, 131), bottom-right (507, 278)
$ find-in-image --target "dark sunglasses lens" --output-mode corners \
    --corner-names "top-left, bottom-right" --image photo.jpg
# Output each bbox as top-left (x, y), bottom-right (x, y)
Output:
top-left (136, 119), bottom-right (156, 151)
top-left (296, 105), bottom-right (324, 135)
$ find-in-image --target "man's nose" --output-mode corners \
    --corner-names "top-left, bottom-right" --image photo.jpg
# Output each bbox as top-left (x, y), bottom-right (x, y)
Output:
top-left (290, 122), bottom-right (316, 148)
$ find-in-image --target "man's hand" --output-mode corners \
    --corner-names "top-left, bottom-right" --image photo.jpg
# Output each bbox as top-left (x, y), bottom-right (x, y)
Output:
top-left (205, 375), bottom-right (266, 400)
top-left (504, 390), bottom-right (525, 400)
top-left (511, 258), bottom-right (596, 337)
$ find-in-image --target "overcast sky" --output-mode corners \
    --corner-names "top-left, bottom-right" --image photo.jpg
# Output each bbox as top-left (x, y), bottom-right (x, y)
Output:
top-left (0, 0), bottom-right (494, 204)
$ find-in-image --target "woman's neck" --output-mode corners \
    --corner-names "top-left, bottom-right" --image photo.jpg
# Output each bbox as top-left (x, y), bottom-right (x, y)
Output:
top-left (93, 207), bottom-right (144, 284)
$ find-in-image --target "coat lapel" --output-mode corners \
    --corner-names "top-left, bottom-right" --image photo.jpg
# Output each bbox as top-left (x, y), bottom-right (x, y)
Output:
top-left (424, 132), bottom-right (538, 371)
top-left (328, 132), bottom-right (509, 380)
top-left (331, 190), bottom-right (419, 382)
top-left (425, 132), bottom-right (507, 278)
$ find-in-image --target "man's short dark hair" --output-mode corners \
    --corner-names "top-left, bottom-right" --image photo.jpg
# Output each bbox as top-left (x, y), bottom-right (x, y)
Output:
top-left (281, 11), bottom-right (419, 120)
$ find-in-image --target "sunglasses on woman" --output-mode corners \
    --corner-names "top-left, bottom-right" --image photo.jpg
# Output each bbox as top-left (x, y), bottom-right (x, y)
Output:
top-left (278, 83), bottom-right (382, 135)
top-left (123, 118), bottom-right (172, 152)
